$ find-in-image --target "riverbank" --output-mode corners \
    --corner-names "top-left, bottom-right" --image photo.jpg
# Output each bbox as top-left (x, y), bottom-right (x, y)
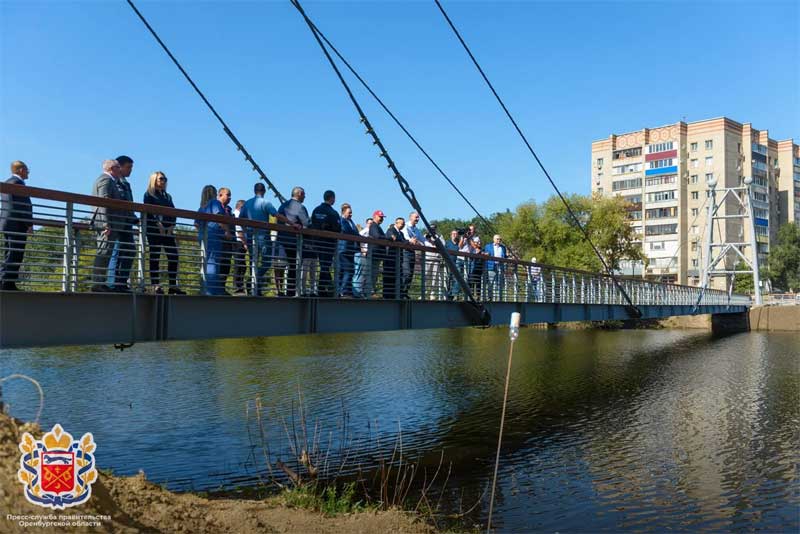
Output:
top-left (659, 305), bottom-right (800, 331)
top-left (0, 412), bottom-right (432, 534)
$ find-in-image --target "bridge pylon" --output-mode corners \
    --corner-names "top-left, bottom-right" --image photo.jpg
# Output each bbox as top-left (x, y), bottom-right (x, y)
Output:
top-left (699, 174), bottom-right (762, 306)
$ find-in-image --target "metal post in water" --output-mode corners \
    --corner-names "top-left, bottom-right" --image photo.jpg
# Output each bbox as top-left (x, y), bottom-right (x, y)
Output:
top-left (487, 312), bottom-right (520, 534)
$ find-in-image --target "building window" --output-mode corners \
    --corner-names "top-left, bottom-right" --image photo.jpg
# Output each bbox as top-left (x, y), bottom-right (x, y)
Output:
top-left (612, 177), bottom-right (642, 191)
top-left (646, 207), bottom-right (678, 219)
top-left (645, 174), bottom-right (677, 187)
top-left (645, 223), bottom-right (678, 236)
top-left (691, 191), bottom-right (699, 200)
top-left (690, 142), bottom-right (698, 152)
top-left (647, 141), bottom-right (674, 154)
top-left (596, 157), bottom-right (604, 168)
top-left (690, 174), bottom-right (698, 184)
top-left (597, 187), bottom-right (604, 195)
top-left (691, 159), bottom-right (699, 169)
top-left (705, 139), bottom-right (713, 150)
top-left (705, 172), bottom-right (714, 183)
top-left (691, 242), bottom-right (698, 252)
top-left (646, 190), bottom-right (677, 203)
top-left (612, 162), bottom-right (643, 175)
top-left (612, 147), bottom-right (642, 160)
top-left (648, 158), bottom-right (674, 169)
top-left (692, 259), bottom-right (698, 267)
top-left (705, 156), bottom-right (713, 167)
top-left (753, 191), bottom-right (768, 202)
top-left (691, 208), bottom-right (698, 216)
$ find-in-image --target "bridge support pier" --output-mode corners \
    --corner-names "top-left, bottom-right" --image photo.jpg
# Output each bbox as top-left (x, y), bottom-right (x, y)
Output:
top-left (710, 311), bottom-right (750, 335)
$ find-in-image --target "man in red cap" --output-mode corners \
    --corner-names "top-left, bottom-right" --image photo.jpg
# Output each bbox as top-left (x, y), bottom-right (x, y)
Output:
top-left (366, 210), bottom-right (386, 297)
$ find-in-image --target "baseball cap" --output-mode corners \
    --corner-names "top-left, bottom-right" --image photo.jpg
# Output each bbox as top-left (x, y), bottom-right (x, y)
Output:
top-left (372, 210), bottom-right (385, 218)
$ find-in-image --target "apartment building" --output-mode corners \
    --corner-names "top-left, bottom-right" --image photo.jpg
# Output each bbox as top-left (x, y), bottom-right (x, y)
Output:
top-left (591, 117), bottom-right (798, 287)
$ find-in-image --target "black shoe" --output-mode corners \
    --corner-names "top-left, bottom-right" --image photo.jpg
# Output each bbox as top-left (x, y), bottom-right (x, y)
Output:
top-left (1, 282), bottom-right (20, 291)
top-left (167, 287), bottom-right (186, 295)
top-left (91, 284), bottom-right (111, 293)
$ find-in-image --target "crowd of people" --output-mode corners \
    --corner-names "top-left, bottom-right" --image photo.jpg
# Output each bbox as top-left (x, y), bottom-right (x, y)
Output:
top-left (1, 158), bottom-right (544, 300)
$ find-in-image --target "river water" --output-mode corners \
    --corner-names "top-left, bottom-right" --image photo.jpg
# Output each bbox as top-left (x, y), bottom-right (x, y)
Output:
top-left (2, 328), bottom-right (798, 532)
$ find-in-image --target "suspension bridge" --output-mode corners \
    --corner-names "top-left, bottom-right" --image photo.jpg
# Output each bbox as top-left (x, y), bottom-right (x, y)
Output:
top-left (1, 1), bottom-right (753, 349)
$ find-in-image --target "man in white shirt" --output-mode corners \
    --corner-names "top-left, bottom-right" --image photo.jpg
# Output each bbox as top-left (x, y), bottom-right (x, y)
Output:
top-left (355, 218), bottom-right (373, 297)
top-left (400, 211), bottom-right (425, 299)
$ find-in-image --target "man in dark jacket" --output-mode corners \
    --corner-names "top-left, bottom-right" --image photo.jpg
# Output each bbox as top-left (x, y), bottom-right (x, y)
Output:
top-left (337, 203), bottom-right (359, 297)
top-left (0, 161), bottom-right (33, 290)
top-left (91, 157), bottom-right (136, 292)
top-left (366, 210), bottom-right (387, 297)
top-left (384, 217), bottom-right (406, 299)
top-left (278, 186), bottom-right (309, 297)
top-left (310, 190), bottom-right (341, 298)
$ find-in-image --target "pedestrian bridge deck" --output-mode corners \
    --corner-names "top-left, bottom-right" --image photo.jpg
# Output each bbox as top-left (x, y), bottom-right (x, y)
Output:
top-left (0, 183), bottom-right (750, 349)
top-left (0, 291), bottom-right (747, 349)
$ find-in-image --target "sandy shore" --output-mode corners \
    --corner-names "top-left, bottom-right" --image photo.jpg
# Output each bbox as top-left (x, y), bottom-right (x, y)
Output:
top-left (1, 412), bottom-right (432, 533)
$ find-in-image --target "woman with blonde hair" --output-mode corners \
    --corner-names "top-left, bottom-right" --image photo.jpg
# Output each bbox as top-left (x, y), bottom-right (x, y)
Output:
top-left (143, 171), bottom-right (184, 294)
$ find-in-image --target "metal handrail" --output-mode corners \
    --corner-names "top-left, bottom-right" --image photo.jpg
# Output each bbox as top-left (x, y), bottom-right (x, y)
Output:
top-left (0, 182), bottom-right (751, 306)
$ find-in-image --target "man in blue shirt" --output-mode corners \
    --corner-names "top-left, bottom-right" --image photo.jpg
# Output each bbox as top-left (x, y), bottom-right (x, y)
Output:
top-left (239, 182), bottom-right (282, 296)
top-left (444, 229), bottom-right (461, 300)
top-left (484, 234), bottom-right (508, 301)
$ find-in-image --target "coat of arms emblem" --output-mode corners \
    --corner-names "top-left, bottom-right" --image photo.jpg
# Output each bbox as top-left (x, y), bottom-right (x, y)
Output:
top-left (18, 424), bottom-right (97, 509)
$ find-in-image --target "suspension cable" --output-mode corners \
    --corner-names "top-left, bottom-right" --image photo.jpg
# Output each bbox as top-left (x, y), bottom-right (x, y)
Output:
top-left (125, 0), bottom-right (286, 204)
top-left (290, 0), bottom-right (490, 325)
top-left (433, 0), bottom-right (641, 318)
top-left (299, 16), bottom-right (519, 258)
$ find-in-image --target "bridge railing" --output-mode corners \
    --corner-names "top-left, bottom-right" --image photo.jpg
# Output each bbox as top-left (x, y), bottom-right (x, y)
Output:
top-left (0, 182), bottom-right (750, 307)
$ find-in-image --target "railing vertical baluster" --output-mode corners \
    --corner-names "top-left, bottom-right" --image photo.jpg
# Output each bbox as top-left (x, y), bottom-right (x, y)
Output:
top-left (137, 223), bottom-right (147, 291)
top-left (420, 250), bottom-right (426, 301)
top-left (250, 234), bottom-right (258, 296)
top-left (550, 271), bottom-right (555, 303)
top-left (62, 202), bottom-right (74, 292)
top-left (296, 233), bottom-right (303, 297)
top-left (394, 247), bottom-right (401, 299)
top-left (200, 225), bottom-right (208, 294)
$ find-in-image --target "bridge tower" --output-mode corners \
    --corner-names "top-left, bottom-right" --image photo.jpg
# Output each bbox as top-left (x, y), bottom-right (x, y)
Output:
top-left (699, 174), bottom-right (762, 305)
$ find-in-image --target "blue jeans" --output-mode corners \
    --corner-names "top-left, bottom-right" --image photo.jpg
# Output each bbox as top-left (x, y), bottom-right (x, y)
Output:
top-left (337, 246), bottom-right (356, 296)
top-left (106, 240), bottom-right (120, 288)
top-left (352, 252), bottom-right (366, 297)
top-left (248, 232), bottom-right (272, 295)
top-left (487, 268), bottom-right (505, 300)
top-left (201, 232), bottom-right (226, 295)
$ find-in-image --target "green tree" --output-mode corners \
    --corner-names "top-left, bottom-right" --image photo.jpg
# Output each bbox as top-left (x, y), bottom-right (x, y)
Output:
top-left (769, 222), bottom-right (800, 291)
top-left (732, 261), bottom-right (771, 294)
top-left (587, 194), bottom-right (645, 272)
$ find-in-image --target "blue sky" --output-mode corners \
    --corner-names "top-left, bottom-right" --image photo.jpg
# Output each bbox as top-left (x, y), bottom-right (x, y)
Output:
top-left (1, 1), bottom-right (797, 223)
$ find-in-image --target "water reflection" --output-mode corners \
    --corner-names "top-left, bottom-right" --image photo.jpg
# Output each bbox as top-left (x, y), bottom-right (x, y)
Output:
top-left (1, 328), bottom-right (797, 531)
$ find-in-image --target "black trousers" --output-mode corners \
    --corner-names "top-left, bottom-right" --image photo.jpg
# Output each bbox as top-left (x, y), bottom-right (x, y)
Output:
top-left (232, 241), bottom-right (246, 291)
top-left (282, 238), bottom-right (299, 297)
top-left (316, 238), bottom-right (336, 297)
top-left (401, 251), bottom-right (415, 298)
top-left (383, 250), bottom-right (399, 299)
top-left (147, 233), bottom-right (178, 287)
top-left (0, 225), bottom-right (28, 284)
top-left (219, 239), bottom-right (234, 291)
